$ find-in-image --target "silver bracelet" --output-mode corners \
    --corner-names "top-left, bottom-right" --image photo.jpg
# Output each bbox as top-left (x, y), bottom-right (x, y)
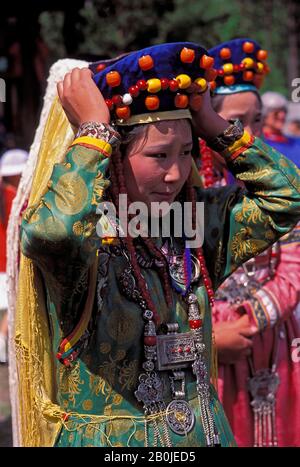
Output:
top-left (76, 121), bottom-right (121, 148)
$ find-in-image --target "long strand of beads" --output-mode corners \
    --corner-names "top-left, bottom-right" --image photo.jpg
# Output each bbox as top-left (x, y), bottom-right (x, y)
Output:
top-left (199, 139), bottom-right (216, 188)
top-left (196, 247), bottom-right (214, 307)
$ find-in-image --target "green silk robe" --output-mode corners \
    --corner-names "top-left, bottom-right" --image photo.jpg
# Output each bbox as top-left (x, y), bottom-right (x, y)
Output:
top-left (21, 137), bottom-right (300, 447)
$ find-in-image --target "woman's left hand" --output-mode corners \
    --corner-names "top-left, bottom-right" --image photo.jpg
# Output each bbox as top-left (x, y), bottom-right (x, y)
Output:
top-left (191, 87), bottom-right (229, 141)
top-left (57, 67), bottom-right (110, 127)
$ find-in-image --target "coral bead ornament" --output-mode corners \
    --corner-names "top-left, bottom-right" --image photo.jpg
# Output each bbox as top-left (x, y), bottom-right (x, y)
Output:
top-left (209, 81), bottom-right (217, 91)
top-left (112, 94), bottom-right (123, 106)
top-left (145, 95), bottom-right (160, 111)
top-left (144, 336), bottom-right (156, 346)
top-left (189, 319), bottom-right (202, 329)
top-left (174, 93), bottom-right (189, 109)
top-left (96, 63), bottom-right (106, 72)
top-left (243, 70), bottom-right (254, 81)
top-left (137, 79), bottom-right (147, 91)
top-left (129, 85), bottom-right (140, 97)
top-left (205, 68), bottom-right (218, 82)
top-left (116, 106), bottom-right (131, 119)
top-left (200, 54), bottom-right (214, 69)
top-left (169, 79), bottom-right (179, 92)
top-left (160, 78), bottom-right (170, 90)
top-left (105, 99), bottom-right (113, 110)
top-left (220, 47), bottom-right (231, 60)
top-left (138, 55), bottom-right (154, 71)
top-left (147, 78), bottom-right (161, 93)
top-left (243, 41), bottom-right (255, 53)
top-left (106, 71), bottom-right (121, 87)
top-left (180, 47), bottom-right (195, 63)
top-left (257, 49), bottom-right (268, 61)
top-left (224, 75), bottom-right (235, 86)
top-left (176, 74), bottom-right (192, 89)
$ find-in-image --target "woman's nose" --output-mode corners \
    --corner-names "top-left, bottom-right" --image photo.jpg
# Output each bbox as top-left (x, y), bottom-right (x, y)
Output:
top-left (164, 161), bottom-right (181, 183)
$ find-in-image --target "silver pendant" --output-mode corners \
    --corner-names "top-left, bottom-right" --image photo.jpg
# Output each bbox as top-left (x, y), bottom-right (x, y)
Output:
top-left (248, 368), bottom-right (280, 407)
top-left (169, 254), bottom-right (200, 285)
top-left (166, 400), bottom-right (195, 435)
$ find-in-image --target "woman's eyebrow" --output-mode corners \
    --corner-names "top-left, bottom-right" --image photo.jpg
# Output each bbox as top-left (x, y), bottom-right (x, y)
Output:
top-left (143, 141), bottom-right (193, 152)
top-left (143, 144), bottom-right (169, 152)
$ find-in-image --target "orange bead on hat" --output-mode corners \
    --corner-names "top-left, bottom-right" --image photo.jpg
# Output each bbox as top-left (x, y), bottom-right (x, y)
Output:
top-left (106, 71), bottom-right (121, 87)
top-left (116, 106), bottom-right (131, 119)
top-left (224, 75), bottom-right (235, 86)
top-left (219, 48), bottom-right (231, 60)
top-left (180, 47), bottom-right (195, 63)
top-left (138, 55), bottom-right (154, 71)
top-left (257, 49), bottom-right (268, 61)
top-left (174, 93), bottom-right (189, 108)
top-left (145, 95), bottom-right (160, 111)
top-left (200, 55), bottom-right (214, 69)
top-left (243, 41), bottom-right (255, 53)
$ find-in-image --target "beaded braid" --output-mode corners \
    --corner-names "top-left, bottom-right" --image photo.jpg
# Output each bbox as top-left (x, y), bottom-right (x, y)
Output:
top-left (109, 148), bottom-right (161, 324)
top-left (186, 173), bottom-right (215, 306)
top-left (142, 237), bottom-right (173, 308)
top-left (199, 139), bottom-right (215, 188)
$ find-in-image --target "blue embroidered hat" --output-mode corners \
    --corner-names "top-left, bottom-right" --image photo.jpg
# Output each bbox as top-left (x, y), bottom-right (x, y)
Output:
top-left (208, 38), bottom-right (269, 95)
top-left (90, 42), bottom-right (216, 125)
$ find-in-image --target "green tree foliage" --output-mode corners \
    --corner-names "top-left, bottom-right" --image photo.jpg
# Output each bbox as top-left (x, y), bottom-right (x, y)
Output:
top-left (39, 0), bottom-right (297, 95)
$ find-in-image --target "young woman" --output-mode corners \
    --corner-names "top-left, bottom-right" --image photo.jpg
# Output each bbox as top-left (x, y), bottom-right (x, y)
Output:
top-left (17, 42), bottom-right (300, 447)
top-left (203, 38), bottom-right (300, 447)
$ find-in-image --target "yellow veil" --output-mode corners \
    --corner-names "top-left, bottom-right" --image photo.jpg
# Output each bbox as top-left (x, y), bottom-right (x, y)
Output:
top-left (15, 97), bottom-right (76, 446)
top-left (10, 58), bottom-right (89, 447)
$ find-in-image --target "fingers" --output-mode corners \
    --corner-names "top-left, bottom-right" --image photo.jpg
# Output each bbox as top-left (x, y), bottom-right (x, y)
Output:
top-left (71, 67), bottom-right (93, 86)
top-left (57, 68), bottom-right (94, 100)
top-left (240, 335), bottom-right (254, 349)
top-left (240, 325), bottom-right (258, 337)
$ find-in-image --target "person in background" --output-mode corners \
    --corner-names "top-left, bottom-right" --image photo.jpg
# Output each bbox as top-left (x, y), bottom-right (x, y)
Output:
top-left (0, 149), bottom-right (28, 363)
top-left (199, 38), bottom-right (300, 447)
top-left (285, 102), bottom-right (300, 138)
top-left (262, 91), bottom-right (300, 167)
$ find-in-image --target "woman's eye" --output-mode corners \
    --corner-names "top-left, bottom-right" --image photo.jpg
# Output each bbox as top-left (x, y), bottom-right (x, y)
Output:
top-left (181, 150), bottom-right (192, 157)
top-left (151, 153), bottom-right (166, 159)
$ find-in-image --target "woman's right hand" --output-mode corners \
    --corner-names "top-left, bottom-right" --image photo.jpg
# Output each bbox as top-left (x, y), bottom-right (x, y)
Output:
top-left (57, 67), bottom-right (110, 127)
top-left (214, 315), bottom-right (258, 364)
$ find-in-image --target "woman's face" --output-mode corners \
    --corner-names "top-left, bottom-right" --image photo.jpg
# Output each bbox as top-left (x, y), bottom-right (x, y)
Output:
top-left (218, 91), bottom-right (262, 136)
top-left (264, 108), bottom-right (287, 134)
top-left (122, 119), bottom-right (193, 209)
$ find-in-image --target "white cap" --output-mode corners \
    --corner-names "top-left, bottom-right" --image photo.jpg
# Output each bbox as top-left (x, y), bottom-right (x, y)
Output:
top-left (0, 149), bottom-right (29, 177)
top-left (261, 92), bottom-right (288, 115)
top-left (286, 102), bottom-right (300, 122)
